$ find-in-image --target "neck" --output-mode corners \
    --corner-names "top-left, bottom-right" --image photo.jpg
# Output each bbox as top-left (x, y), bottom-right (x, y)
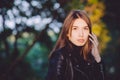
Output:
top-left (66, 40), bottom-right (82, 53)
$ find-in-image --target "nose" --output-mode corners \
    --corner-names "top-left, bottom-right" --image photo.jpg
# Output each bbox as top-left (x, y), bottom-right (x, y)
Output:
top-left (79, 30), bottom-right (84, 37)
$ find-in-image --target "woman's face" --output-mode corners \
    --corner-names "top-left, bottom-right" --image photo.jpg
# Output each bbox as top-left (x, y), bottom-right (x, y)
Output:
top-left (68, 18), bottom-right (90, 46)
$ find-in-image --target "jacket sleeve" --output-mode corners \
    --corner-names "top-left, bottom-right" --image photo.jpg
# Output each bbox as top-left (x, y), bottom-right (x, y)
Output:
top-left (46, 50), bottom-right (66, 80)
top-left (93, 60), bottom-right (105, 80)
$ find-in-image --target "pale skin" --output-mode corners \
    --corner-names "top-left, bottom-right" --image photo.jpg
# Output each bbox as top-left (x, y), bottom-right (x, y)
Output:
top-left (68, 18), bottom-right (101, 63)
top-left (89, 33), bottom-right (101, 63)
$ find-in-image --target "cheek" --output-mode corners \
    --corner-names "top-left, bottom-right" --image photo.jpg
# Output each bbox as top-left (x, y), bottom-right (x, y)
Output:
top-left (70, 31), bottom-right (75, 37)
top-left (84, 32), bottom-right (89, 38)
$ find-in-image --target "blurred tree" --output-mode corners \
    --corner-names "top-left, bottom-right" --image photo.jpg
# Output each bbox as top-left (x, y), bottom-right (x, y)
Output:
top-left (0, 0), bottom-right (66, 80)
top-left (0, 0), bottom-right (14, 59)
top-left (85, 0), bottom-right (111, 54)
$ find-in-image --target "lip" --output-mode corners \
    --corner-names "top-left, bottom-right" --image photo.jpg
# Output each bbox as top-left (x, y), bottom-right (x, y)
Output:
top-left (77, 39), bottom-right (85, 43)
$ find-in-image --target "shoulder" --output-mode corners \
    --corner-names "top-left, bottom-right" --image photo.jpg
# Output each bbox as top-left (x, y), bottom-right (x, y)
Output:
top-left (48, 47), bottom-right (67, 66)
top-left (50, 47), bottom-right (67, 60)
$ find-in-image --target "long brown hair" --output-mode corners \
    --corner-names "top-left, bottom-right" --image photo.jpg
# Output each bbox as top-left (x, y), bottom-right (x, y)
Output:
top-left (49, 10), bottom-right (92, 60)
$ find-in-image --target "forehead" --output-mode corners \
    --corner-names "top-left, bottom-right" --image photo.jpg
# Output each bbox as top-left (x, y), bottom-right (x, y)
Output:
top-left (73, 18), bottom-right (88, 27)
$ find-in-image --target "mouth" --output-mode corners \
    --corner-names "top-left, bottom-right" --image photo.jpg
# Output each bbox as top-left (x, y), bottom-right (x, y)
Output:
top-left (77, 39), bottom-right (85, 43)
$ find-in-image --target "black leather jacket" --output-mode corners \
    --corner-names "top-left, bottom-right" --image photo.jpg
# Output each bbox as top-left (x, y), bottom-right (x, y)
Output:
top-left (46, 45), bottom-right (105, 80)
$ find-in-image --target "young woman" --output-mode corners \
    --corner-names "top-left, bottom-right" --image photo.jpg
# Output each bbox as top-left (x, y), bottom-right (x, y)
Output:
top-left (46, 10), bottom-right (104, 80)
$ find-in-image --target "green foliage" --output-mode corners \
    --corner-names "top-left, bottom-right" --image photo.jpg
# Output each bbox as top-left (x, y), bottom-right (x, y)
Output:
top-left (67, 0), bottom-right (84, 10)
top-left (26, 43), bottom-right (49, 80)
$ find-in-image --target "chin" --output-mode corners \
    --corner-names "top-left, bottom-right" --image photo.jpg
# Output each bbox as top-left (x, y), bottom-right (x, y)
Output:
top-left (75, 43), bottom-right (85, 46)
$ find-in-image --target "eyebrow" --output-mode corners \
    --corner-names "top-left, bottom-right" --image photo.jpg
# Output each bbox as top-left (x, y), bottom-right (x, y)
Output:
top-left (72, 26), bottom-right (78, 27)
top-left (72, 26), bottom-right (89, 27)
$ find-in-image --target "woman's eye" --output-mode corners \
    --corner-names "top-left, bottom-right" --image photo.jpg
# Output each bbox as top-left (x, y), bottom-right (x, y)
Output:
top-left (84, 27), bottom-right (89, 30)
top-left (72, 27), bottom-right (77, 30)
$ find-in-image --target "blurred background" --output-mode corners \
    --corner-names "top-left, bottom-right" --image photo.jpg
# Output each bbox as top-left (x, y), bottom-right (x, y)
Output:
top-left (0, 0), bottom-right (120, 80)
